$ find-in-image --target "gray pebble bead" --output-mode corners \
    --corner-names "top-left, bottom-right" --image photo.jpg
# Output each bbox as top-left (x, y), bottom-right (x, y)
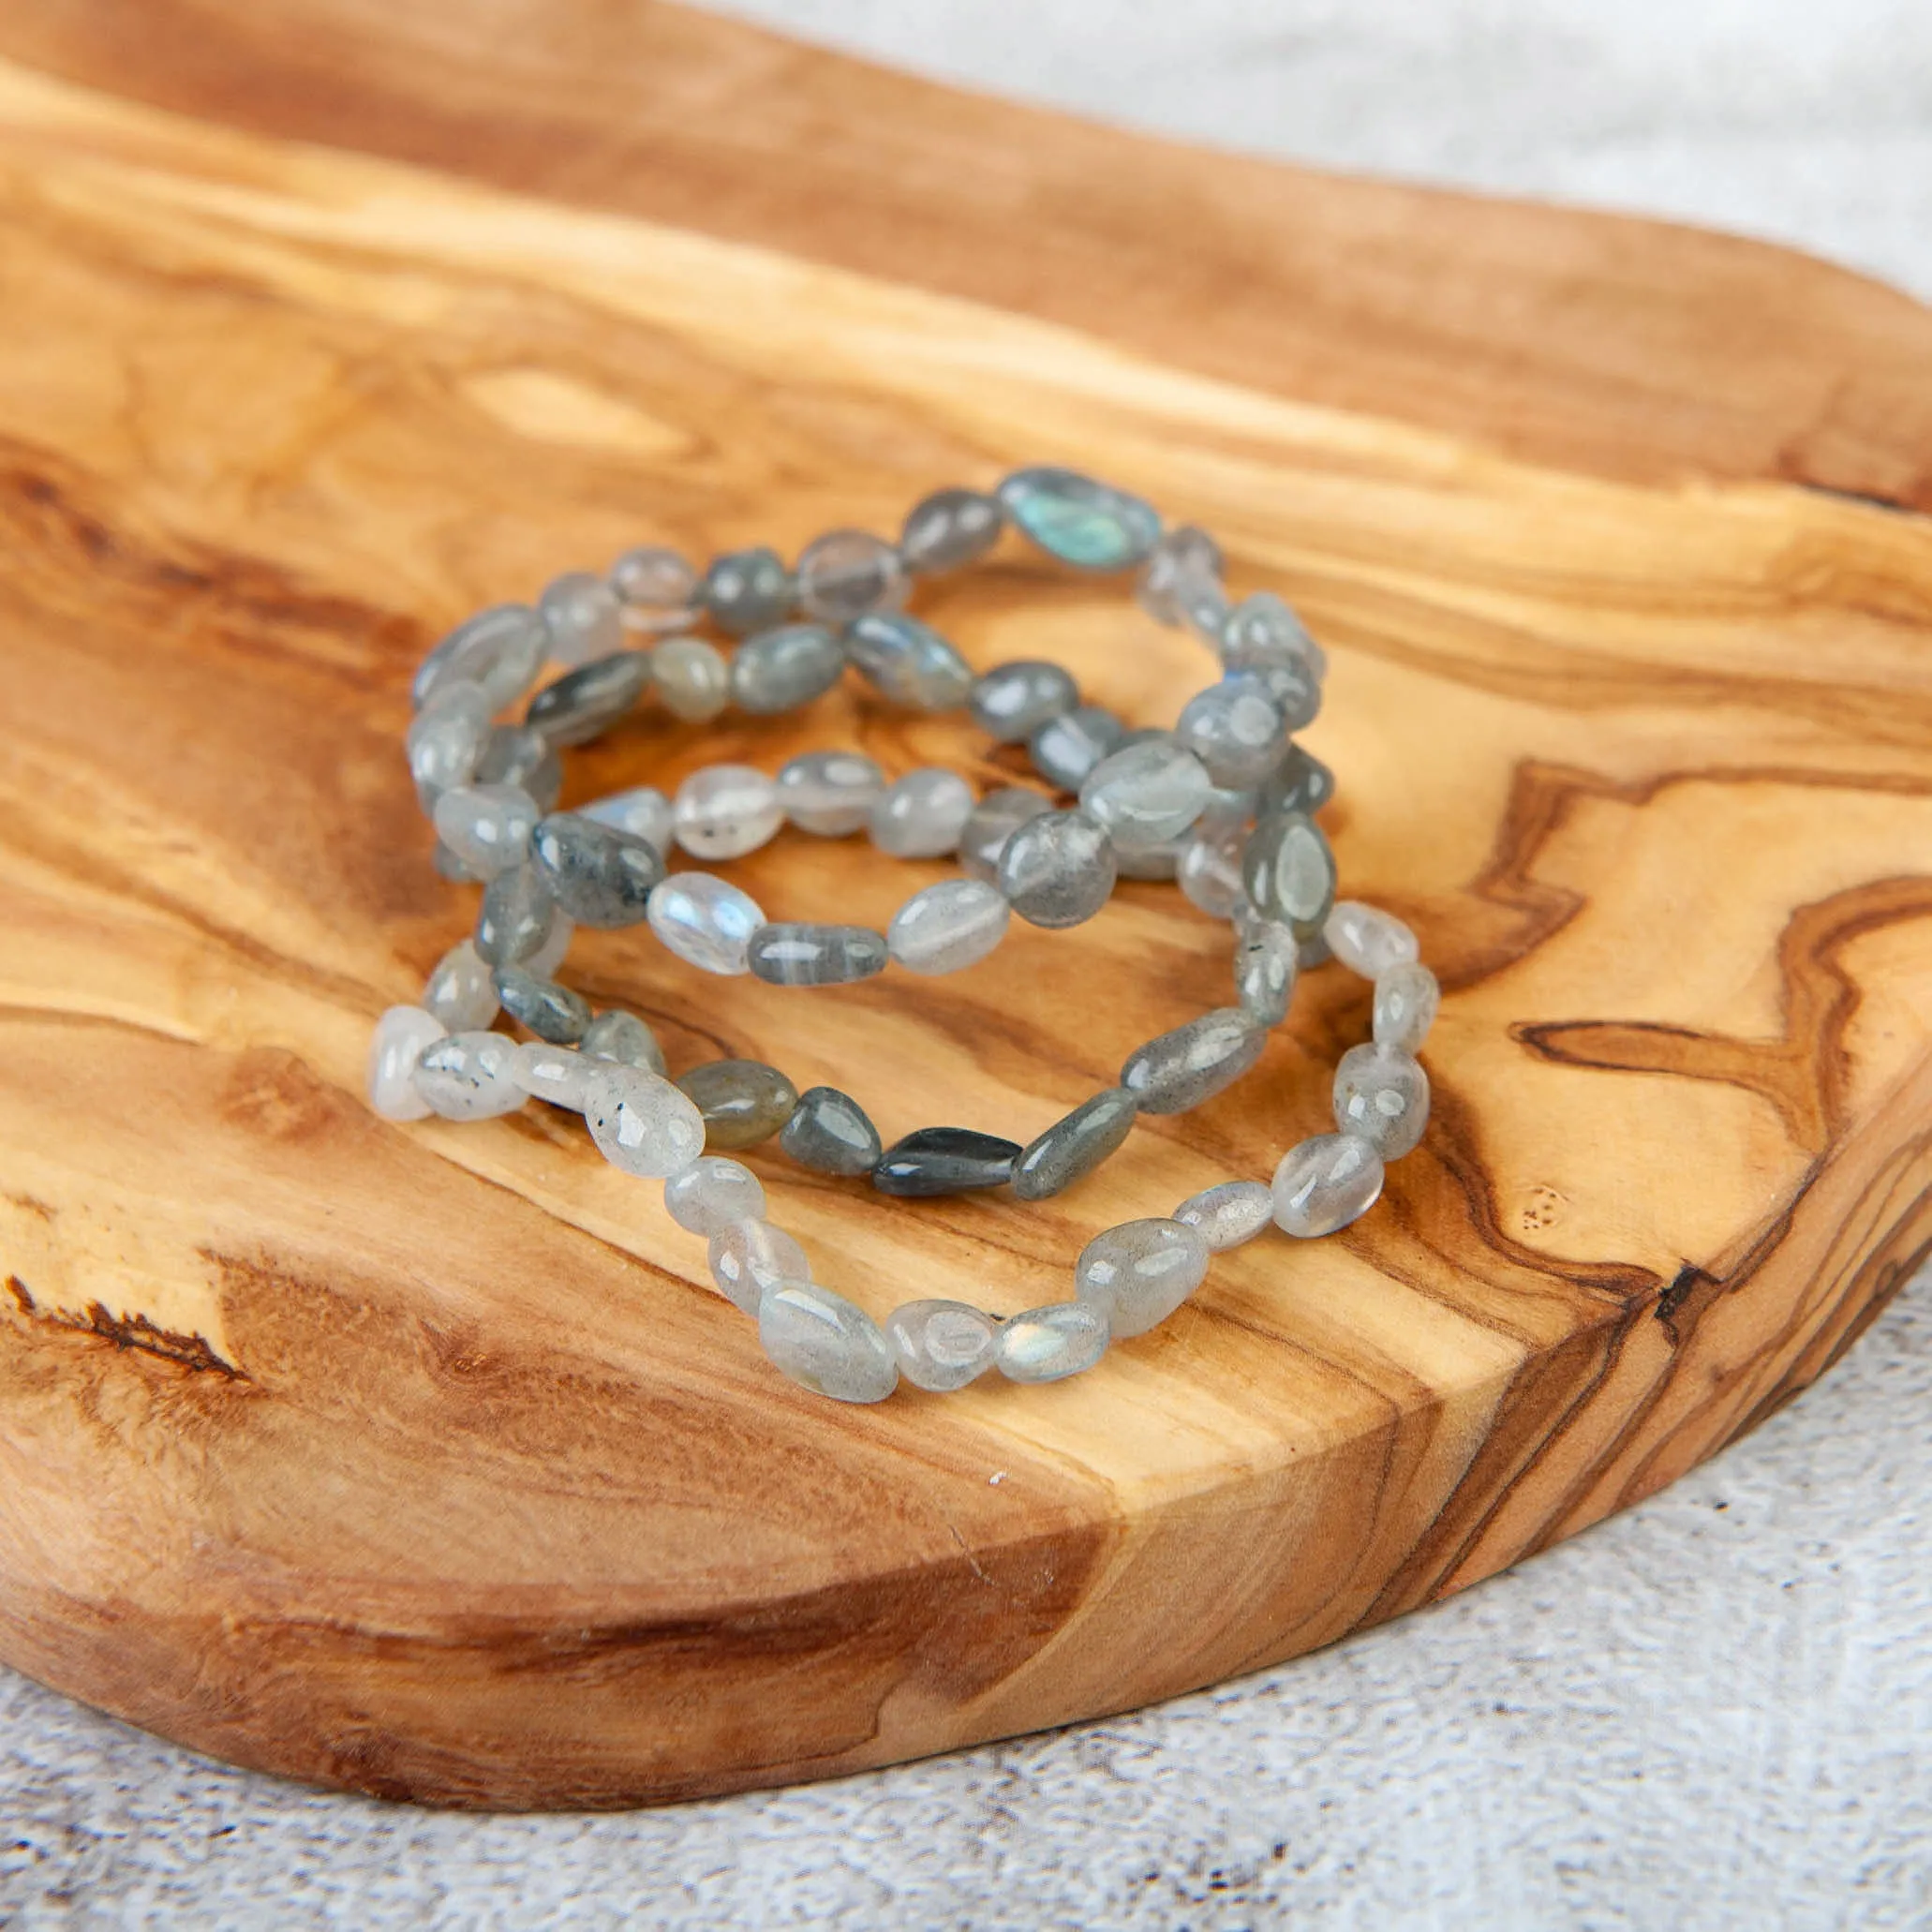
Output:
top-left (407, 684), bottom-right (490, 802)
top-left (969, 660), bottom-right (1079, 743)
top-left (747, 922), bottom-right (888, 988)
top-left (1074, 1217), bottom-right (1210, 1339)
top-left (676, 1059), bottom-right (799, 1151)
top-left (1175, 676), bottom-right (1288, 789)
top-left (511, 1040), bottom-right (596, 1112)
top-left (1136, 526), bottom-right (1225, 626)
top-left (1077, 737), bottom-right (1212, 851)
top-left (1115, 837), bottom-right (1182, 882)
top-left (474, 723), bottom-right (562, 815)
top-left (414, 603), bottom-right (547, 712)
top-left (886, 878), bottom-right (1010, 975)
top-left (1011, 1087), bottom-right (1139, 1201)
top-left (1332, 1043), bottom-right (1430, 1158)
top-left (1234, 916), bottom-right (1299, 1024)
top-left (873, 1127), bottom-right (1020, 1197)
top-left (899, 486), bottom-right (1005, 573)
top-left (474, 864), bottom-right (558, 968)
top-left (1120, 1006), bottom-right (1267, 1114)
top-left (780, 1086), bottom-right (883, 1176)
top-left (795, 528), bottom-right (907, 624)
top-left (1029, 705), bottom-right (1125, 791)
top-left (1221, 589), bottom-right (1328, 679)
top-left (663, 1155), bottom-right (766, 1238)
top-left (608, 544), bottom-right (697, 632)
top-left (1325, 901), bottom-right (1420, 978)
top-left (959, 786), bottom-right (1052, 883)
top-left (529, 813), bottom-right (665, 928)
top-left (870, 767), bottom-right (976, 858)
top-left (886, 1300), bottom-right (999, 1392)
top-left (1173, 1180), bottom-right (1275, 1251)
top-left (997, 467), bottom-right (1161, 572)
top-left (538, 571), bottom-right (624, 667)
top-left (759, 1282), bottom-right (899, 1404)
top-left (1241, 810), bottom-right (1337, 939)
top-left (995, 1302), bottom-right (1109, 1384)
top-left (649, 636), bottom-right (731, 721)
top-left (525, 650), bottom-right (652, 748)
top-left (997, 809), bottom-right (1117, 929)
top-left (1373, 962), bottom-right (1441, 1054)
top-left (646, 872), bottom-right (765, 975)
top-left (584, 1064), bottom-right (706, 1179)
top-left (672, 765), bottom-right (782, 860)
top-left (1178, 574), bottom-right (1233, 646)
top-left (432, 782), bottom-right (539, 879)
top-left (710, 1220), bottom-right (812, 1315)
top-left (580, 785), bottom-right (674, 853)
top-left (777, 751), bottom-right (885, 836)
top-left (1224, 624), bottom-right (1322, 731)
top-left (579, 1007), bottom-right (667, 1077)
top-left (700, 545), bottom-right (794, 637)
top-left (1256, 744), bottom-right (1336, 819)
top-left (367, 1005), bottom-right (444, 1122)
top-left (494, 964), bottom-right (592, 1044)
top-left (729, 623), bottom-right (845, 714)
top-left (424, 939), bottom-right (500, 1032)
top-left (844, 612), bottom-right (974, 711)
top-left (1271, 1132), bottom-right (1384, 1238)
top-left (412, 1030), bottom-right (526, 1121)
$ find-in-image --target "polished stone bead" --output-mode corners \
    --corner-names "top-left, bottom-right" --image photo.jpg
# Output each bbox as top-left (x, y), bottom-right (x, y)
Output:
top-left (646, 872), bottom-right (765, 975)
top-left (1241, 810), bottom-right (1337, 939)
top-left (730, 622), bottom-right (845, 714)
top-left (1234, 916), bottom-right (1299, 1024)
top-left (873, 1126), bottom-right (1020, 1197)
top-left (760, 1281), bottom-right (899, 1404)
top-left (1178, 573), bottom-right (1233, 646)
top-left (1175, 676), bottom-right (1287, 789)
top-left (511, 1040), bottom-right (596, 1110)
top-left (579, 1007), bottom-right (666, 1076)
top-left (796, 528), bottom-right (907, 624)
top-left (474, 864), bottom-right (558, 968)
top-left (886, 1300), bottom-right (999, 1393)
top-left (584, 1063), bottom-right (706, 1178)
top-left (969, 660), bottom-right (1079, 743)
top-left (1271, 1132), bottom-right (1385, 1237)
top-left (407, 683), bottom-right (491, 801)
top-left (491, 965), bottom-right (587, 1045)
top-left (528, 913), bottom-right (575, 982)
top-left (473, 722), bottom-right (562, 814)
top-left (663, 1155), bottom-right (766, 1238)
top-left (648, 636), bottom-right (730, 721)
top-left (780, 1085), bottom-right (883, 1176)
top-left (1078, 738), bottom-right (1211, 850)
top-left (1136, 525), bottom-right (1224, 625)
top-left (899, 486), bottom-right (1005, 573)
top-left (869, 767), bottom-right (975, 858)
top-left (1221, 588), bottom-right (1327, 677)
top-left (959, 786), bottom-right (1053, 883)
top-left (1121, 1006), bottom-right (1267, 1114)
top-left (700, 545), bottom-right (794, 637)
top-left (1075, 1217), bottom-right (1210, 1338)
top-left (367, 1005), bottom-right (444, 1121)
top-left (580, 784), bottom-right (673, 853)
top-left (778, 751), bottom-right (884, 836)
top-left (997, 809), bottom-right (1117, 929)
top-left (412, 1029), bottom-right (525, 1121)
top-left (1325, 901), bottom-right (1420, 978)
top-left (1333, 1043), bottom-right (1430, 1158)
top-left (1173, 1179), bottom-right (1275, 1251)
top-left (996, 1302), bottom-right (1109, 1383)
top-left (710, 1220), bottom-right (812, 1315)
top-left (539, 571), bottom-right (624, 666)
top-left (844, 612), bottom-right (974, 711)
top-left (887, 878), bottom-right (1010, 974)
top-left (424, 939), bottom-right (500, 1032)
top-left (1114, 837), bottom-right (1181, 881)
top-left (1256, 744), bottom-right (1336, 818)
top-left (1222, 600), bottom-right (1323, 730)
top-left (1011, 1087), bottom-right (1138, 1201)
top-left (996, 466), bottom-right (1161, 571)
top-left (748, 922), bottom-right (888, 987)
top-left (413, 603), bottom-right (547, 712)
top-left (525, 650), bottom-right (651, 748)
top-left (1029, 705), bottom-right (1125, 791)
top-left (432, 782), bottom-right (538, 878)
top-left (1198, 785), bottom-right (1258, 836)
top-left (673, 764), bottom-right (782, 860)
top-left (529, 812), bottom-right (665, 928)
top-left (608, 544), bottom-right (697, 632)
top-left (1177, 823), bottom-right (1247, 919)
top-left (676, 1058), bottom-right (799, 1151)
top-left (1373, 962), bottom-right (1441, 1054)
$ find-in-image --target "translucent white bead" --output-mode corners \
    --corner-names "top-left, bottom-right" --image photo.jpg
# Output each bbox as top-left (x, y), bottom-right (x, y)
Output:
top-left (1077, 739), bottom-right (1212, 851)
top-left (1074, 1217), bottom-right (1210, 1338)
top-left (673, 764), bottom-right (782, 859)
top-left (411, 1030), bottom-right (525, 1121)
top-left (1325, 901), bottom-right (1420, 978)
top-left (511, 1040), bottom-right (595, 1111)
top-left (795, 528), bottom-right (907, 624)
top-left (581, 785), bottom-right (674, 853)
top-left (1136, 525), bottom-right (1224, 625)
top-left (539, 570), bottom-right (624, 665)
top-left (407, 683), bottom-right (491, 800)
top-left (778, 751), bottom-right (885, 836)
top-left (1173, 1180), bottom-right (1275, 1251)
top-left (584, 1064), bottom-right (706, 1179)
top-left (423, 940), bottom-right (499, 1031)
top-left (608, 545), bottom-right (697, 632)
top-left (1332, 1043), bottom-right (1430, 1158)
top-left (709, 1218), bottom-right (812, 1315)
top-left (414, 603), bottom-right (547, 713)
top-left (646, 872), bottom-right (765, 975)
top-left (995, 1303), bottom-right (1109, 1383)
top-left (367, 1005), bottom-right (445, 1121)
top-left (1374, 962), bottom-right (1441, 1054)
top-left (886, 878), bottom-right (1010, 974)
top-left (431, 782), bottom-right (539, 878)
top-left (1271, 1133), bottom-right (1384, 1238)
top-left (759, 1281), bottom-right (899, 1404)
top-left (869, 768), bottom-right (976, 858)
top-left (1177, 822), bottom-right (1247, 919)
top-left (886, 1300), bottom-right (999, 1392)
top-left (663, 1156), bottom-right (767, 1237)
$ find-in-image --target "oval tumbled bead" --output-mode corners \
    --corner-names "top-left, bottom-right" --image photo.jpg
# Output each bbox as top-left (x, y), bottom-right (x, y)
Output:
top-left (1325, 901), bottom-right (1421, 978)
top-left (411, 1030), bottom-right (524, 1121)
top-left (886, 1300), bottom-right (1000, 1392)
top-left (1332, 1043), bottom-right (1430, 1158)
top-left (367, 1006), bottom-right (444, 1121)
top-left (1271, 1133), bottom-right (1385, 1238)
top-left (1173, 1180), bottom-right (1275, 1251)
top-left (494, 964), bottom-right (591, 1044)
top-left (474, 865), bottom-right (559, 968)
top-left (1175, 676), bottom-right (1287, 789)
top-left (887, 878), bottom-right (1010, 975)
top-left (1137, 526), bottom-right (1224, 625)
top-left (759, 1282), bottom-right (899, 1404)
top-left (529, 813), bottom-right (665, 928)
top-left (778, 751), bottom-right (884, 836)
top-left (663, 1156), bottom-right (767, 1237)
top-left (729, 622), bottom-right (845, 714)
top-left (996, 466), bottom-right (1161, 571)
top-left (872, 1127), bottom-right (1019, 1197)
top-left (676, 1059), bottom-right (799, 1151)
top-left (1078, 738), bottom-right (1211, 851)
top-left (1241, 810), bottom-right (1337, 939)
top-left (414, 602), bottom-right (547, 713)
top-left (900, 485), bottom-right (1005, 572)
top-left (1257, 744), bottom-right (1336, 819)
top-left (433, 783), bottom-right (539, 878)
top-left (608, 544), bottom-right (696, 632)
top-left (1177, 823), bottom-right (1247, 919)
top-left (699, 545), bottom-right (793, 637)
top-left (779, 1086), bottom-right (883, 1176)
top-left (1234, 916), bottom-right (1299, 1024)
top-left (997, 809), bottom-right (1117, 929)
top-left (995, 1303), bottom-right (1110, 1384)
top-left (795, 528), bottom-right (905, 624)
top-left (970, 660), bottom-right (1079, 744)
top-left (474, 722), bottom-right (562, 815)
top-left (524, 649), bottom-right (651, 747)
top-left (1120, 1007), bottom-right (1267, 1114)
top-left (1011, 1088), bottom-right (1139, 1201)
top-left (844, 612), bottom-right (974, 711)
top-left (424, 940), bottom-right (499, 1032)
top-left (646, 873), bottom-right (765, 975)
top-left (870, 768), bottom-right (976, 858)
top-left (584, 1063), bottom-right (706, 1178)
top-left (1373, 962), bottom-right (1441, 1054)
top-left (579, 1007), bottom-right (667, 1076)
top-left (1074, 1217), bottom-right (1210, 1338)
top-left (673, 765), bottom-right (782, 860)
top-left (1029, 705), bottom-right (1125, 791)
top-left (709, 1219), bottom-right (812, 1315)
top-left (511, 1040), bottom-right (595, 1111)
top-left (747, 922), bottom-right (888, 988)
top-left (407, 684), bottom-right (490, 800)
top-left (538, 571), bottom-right (624, 666)
top-left (649, 636), bottom-right (730, 721)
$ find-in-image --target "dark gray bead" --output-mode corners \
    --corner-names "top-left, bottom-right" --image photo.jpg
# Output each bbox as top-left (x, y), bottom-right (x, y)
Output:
top-left (1011, 1087), bottom-right (1139, 1201)
top-left (1174, 676), bottom-right (1287, 789)
top-left (780, 1086), bottom-right (883, 1176)
top-left (997, 809), bottom-right (1117, 929)
top-left (474, 722), bottom-right (562, 813)
top-left (1257, 745), bottom-right (1336, 818)
top-left (579, 1007), bottom-right (667, 1077)
top-left (474, 865), bottom-right (557, 967)
top-left (795, 528), bottom-right (906, 624)
top-left (1241, 810), bottom-right (1337, 939)
top-left (729, 623), bottom-right (845, 714)
top-left (675, 1059), bottom-right (799, 1151)
top-left (844, 612), bottom-right (974, 711)
top-left (1120, 1007), bottom-right (1267, 1114)
top-left (959, 786), bottom-right (1053, 884)
top-left (1029, 705), bottom-right (1125, 790)
top-left (494, 965), bottom-right (592, 1045)
top-left (996, 467), bottom-right (1162, 571)
top-left (899, 486), bottom-right (1005, 573)
top-left (700, 545), bottom-right (794, 637)
top-left (969, 660), bottom-right (1079, 743)
top-left (873, 1126), bottom-right (1020, 1197)
top-left (524, 650), bottom-right (651, 748)
top-left (528, 813), bottom-right (665, 928)
top-left (1234, 916), bottom-right (1300, 1024)
top-left (414, 602), bottom-right (547, 712)
top-left (747, 922), bottom-right (889, 987)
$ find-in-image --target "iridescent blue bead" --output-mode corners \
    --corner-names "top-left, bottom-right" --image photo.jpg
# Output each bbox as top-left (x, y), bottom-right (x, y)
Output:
top-left (996, 467), bottom-right (1162, 572)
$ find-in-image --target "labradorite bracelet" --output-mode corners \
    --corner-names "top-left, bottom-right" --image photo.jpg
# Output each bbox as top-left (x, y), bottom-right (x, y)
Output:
top-left (370, 468), bottom-right (1438, 1401)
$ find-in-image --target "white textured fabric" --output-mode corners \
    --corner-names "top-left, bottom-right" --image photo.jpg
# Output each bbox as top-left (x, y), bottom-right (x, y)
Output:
top-left (7, 5), bottom-right (1930, 1925)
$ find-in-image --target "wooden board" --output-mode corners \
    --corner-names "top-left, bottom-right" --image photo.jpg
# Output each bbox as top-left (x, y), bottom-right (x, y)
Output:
top-left (1, 2), bottom-right (1929, 1811)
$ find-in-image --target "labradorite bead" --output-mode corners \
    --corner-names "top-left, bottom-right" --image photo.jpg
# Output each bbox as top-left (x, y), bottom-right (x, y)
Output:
top-left (844, 612), bottom-right (974, 711)
top-left (1173, 1180), bottom-right (1275, 1251)
top-left (581, 784), bottom-right (673, 852)
top-left (997, 809), bottom-right (1117, 929)
top-left (1373, 962), bottom-right (1441, 1054)
top-left (1011, 1087), bottom-right (1139, 1201)
top-left (529, 813), bottom-right (665, 928)
top-left (795, 528), bottom-right (906, 624)
top-left (870, 768), bottom-right (976, 858)
top-left (584, 1064), bottom-right (707, 1179)
top-left (1241, 810), bottom-right (1337, 939)
top-left (424, 939), bottom-right (499, 1032)
top-left (580, 1007), bottom-right (666, 1077)
top-left (676, 1058), bottom-right (799, 1150)
top-left (367, 1005), bottom-right (443, 1122)
top-left (729, 623), bottom-right (845, 714)
top-left (747, 922), bottom-right (888, 987)
top-left (1221, 589), bottom-right (1327, 679)
top-left (886, 1300), bottom-right (999, 1392)
top-left (969, 660), bottom-right (1079, 744)
top-left (608, 544), bottom-right (697, 632)
top-left (474, 723), bottom-right (562, 814)
top-left (414, 603), bottom-right (547, 713)
top-left (1271, 1132), bottom-right (1384, 1238)
top-left (663, 1155), bottom-right (766, 1238)
top-left (1029, 705), bottom-right (1125, 791)
top-left (780, 1086), bottom-right (883, 1176)
top-left (511, 1040), bottom-right (594, 1112)
top-left (899, 486), bottom-right (1005, 573)
top-left (407, 684), bottom-right (490, 801)
top-left (700, 545), bottom-right (794, 637)
top-left (474, 864), bottom-right (558, 968)
top-left (1174, 676), bottom-right (1287, 789)
top-left (886, 878), bottom-right (1010, 975)
top-left (996, 467), bottom-right (1162, 572)
top-left (995, 1302), bottom-right (1109, 1383)
top-left (777, 751), bottom-right (884, 836)
top-left (525, 650), bottom-right (652, 747)
top-left (1177, 823), bottom-right (1247, 919)
top-left (959, 786), bottom-right (1053, 884)
top-left (1136, 526), bottom-right (1225, 625)
top-left (673, 764), bottom-right (782, 860)
top-left (494, 964), bottom-right (591, 1045)
top-left (1234, 916), bottom-right (1299, 1024)
top-left (1115, 838), bottom-right (1181, 882)
top-left (1074, 1217), bottom-right (1210, 1339)
top-left (538, 571), bottom-right (624, 667)
top-left (432, 782), bottom-right (539, 879)
top-left (710, 1219), bottom-right (811, 1315)
top-left (411, 1030), bottom-right (525, 1121)
top-left (1257, 745), bottom-right (1336, 819)
top-left (1332, 1043), bottom-right (1430, 1158)
top-left (759, 1281), bottom-right (899, 1404)
top-left (1077, 738), bottom-right (1212, 851)
top-left (646, 871), bottom-right (765, 975)
top-left (873, 1126), bottom-right (1020, 1197)
top-left (1120, 1007), bottom-right (1266, 1114)
top-left (649, 636), bottom-right (731, 721)
top-left (1325, 901), bottom-right (1420, 978)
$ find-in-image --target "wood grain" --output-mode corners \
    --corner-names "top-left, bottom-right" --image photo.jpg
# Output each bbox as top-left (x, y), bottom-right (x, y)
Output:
top-left (0, 7), bottom-right (1928, 1809)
